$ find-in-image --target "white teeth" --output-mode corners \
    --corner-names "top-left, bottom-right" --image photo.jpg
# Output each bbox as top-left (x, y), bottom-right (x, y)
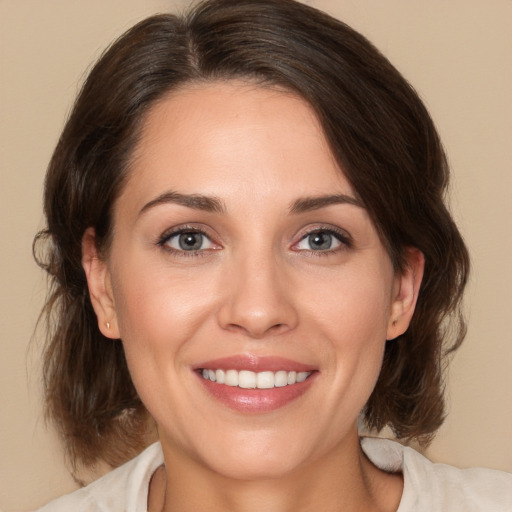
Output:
top-left (225, 369), bottom-right (239, 386)
top-left (201, 369), bottom-right (312, 388)
top-left (274, 370), bottom-right (288, 387)
top-left (238, 370), bottom-right (256, 389)
top-left (296, 371), bottom-right (309, 383)
top-left (256, 371), bottom-right (275, 389)
top-left (215, 369), bottom-right (225, 384)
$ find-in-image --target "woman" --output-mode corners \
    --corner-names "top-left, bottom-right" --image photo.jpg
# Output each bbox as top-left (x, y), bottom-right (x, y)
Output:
top-left (33, 0), bottom-right (511, 510)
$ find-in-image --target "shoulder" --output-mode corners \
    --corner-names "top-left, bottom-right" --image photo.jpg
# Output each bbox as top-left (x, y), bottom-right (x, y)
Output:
top-left (34, 442), bottom-right (164, 512)
top-left (361, 437), bottom-right (512, 512)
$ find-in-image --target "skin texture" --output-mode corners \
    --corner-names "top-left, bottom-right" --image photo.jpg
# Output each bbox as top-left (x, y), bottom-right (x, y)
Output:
top-left (82, 81), bottom-right (423, 512)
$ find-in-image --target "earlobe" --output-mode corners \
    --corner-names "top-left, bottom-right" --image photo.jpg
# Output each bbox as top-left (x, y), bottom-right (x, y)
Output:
top-left (81, 227), bottom-right (120, 339)
top-left (386, 248), bottom-right (424, 340)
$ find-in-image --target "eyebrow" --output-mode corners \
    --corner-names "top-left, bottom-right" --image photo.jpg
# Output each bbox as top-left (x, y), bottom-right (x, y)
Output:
top-left (138, 190), bottom-right (363, 217)
top-left (138, 190), bottom-right (225, 216)
top-left (289, 194), bottom-right (364, 214)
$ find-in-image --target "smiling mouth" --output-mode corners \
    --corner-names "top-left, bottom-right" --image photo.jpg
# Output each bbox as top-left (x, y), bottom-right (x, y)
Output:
top-left (199, 369), bottom-right (312, 389)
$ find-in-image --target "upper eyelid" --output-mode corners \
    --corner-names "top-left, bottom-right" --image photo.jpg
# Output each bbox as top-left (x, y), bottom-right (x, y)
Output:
top-left (158, 224), bottom-right (214, 241)
top-left (156, 223), bottom-right (352, 248)
top-left (163, 226), bottom-right (206, 236)
top-left (291, 227), bottom-right (353, 254)
top-left (295, 225), bottom-right (352, 243)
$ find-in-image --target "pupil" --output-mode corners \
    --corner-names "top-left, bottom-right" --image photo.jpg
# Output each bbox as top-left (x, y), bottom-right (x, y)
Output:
top-left (310, 232), bottom-right (331, 250)
top-left (179, 233), bottom-right (202, 250)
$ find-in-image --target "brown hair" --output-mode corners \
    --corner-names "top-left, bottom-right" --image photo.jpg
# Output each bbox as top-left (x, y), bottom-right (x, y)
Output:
top-left (35, 0), bottom-right (469, 470)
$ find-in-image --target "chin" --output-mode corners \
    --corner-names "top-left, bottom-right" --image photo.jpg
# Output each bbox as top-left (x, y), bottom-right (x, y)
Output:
top-left (195, 431), bottom-right (315, 481)
top-left (208, 454), bottom-right (302, 482)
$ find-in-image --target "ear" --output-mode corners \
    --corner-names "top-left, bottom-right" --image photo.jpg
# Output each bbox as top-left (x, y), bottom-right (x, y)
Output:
top-left (82, 227), bottom-right (120, 339)
top-left (386, 248), bottom-right (424, 341)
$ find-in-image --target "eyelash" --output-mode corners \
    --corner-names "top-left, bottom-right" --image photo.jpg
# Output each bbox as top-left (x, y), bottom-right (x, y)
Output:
top-left (292, 226), bottom-right (352, 257)
top-left (156, 225), bottom-right (352, 258)
top-left (157, 225), bottom-right (218, 258)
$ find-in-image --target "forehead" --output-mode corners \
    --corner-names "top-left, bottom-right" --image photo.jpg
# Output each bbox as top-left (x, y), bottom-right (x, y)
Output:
top-left (121, 80), bottom-right (355, 211)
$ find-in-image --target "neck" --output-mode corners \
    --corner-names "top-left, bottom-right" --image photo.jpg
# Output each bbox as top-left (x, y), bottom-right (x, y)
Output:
top-left (153, 432), bottom-right (403, 512)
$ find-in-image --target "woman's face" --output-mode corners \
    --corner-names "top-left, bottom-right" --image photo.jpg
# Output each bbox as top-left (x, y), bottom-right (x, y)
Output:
top-left (85, 81), bottom-right (419, 479)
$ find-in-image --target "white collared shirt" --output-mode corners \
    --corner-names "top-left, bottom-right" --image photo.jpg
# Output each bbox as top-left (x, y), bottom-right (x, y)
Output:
top-left (35, 437), bottom-right (512, 511)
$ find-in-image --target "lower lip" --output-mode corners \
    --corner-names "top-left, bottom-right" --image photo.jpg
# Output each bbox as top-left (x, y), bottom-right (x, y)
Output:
top-left (196, 372), bottom-right (317, 413)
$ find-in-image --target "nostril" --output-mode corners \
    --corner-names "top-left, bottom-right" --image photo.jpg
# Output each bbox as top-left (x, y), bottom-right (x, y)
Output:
top-left (216, 287), bottom-right (299, 337)
top-left (222, 320), bottom-right (291, 339)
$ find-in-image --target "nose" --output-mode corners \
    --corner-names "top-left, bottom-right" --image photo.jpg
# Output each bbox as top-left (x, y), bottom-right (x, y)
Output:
top-left (216, 251), bottom-right (299, 339)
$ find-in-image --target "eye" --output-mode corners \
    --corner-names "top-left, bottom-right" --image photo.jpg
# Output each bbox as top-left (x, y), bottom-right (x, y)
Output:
top-left (160, 229), bottom-right (217, 252)
top-left (294, 229), bottom-right (349, 252)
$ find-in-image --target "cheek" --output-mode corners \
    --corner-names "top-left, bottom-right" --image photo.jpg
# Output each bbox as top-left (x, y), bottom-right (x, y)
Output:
top-left (305, 264), bottom-right (393, 343)
top-left (109, 263), bottom-right (220, 415)
top-left (306, 265), bottom-right (393, 405)
top-left (112, 262), bottom-right (217, 344)
top-left (108, 260), bottom-right (232, 416)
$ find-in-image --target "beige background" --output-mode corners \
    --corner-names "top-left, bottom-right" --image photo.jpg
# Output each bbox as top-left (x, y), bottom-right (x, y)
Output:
top-left (1, 0), bottom-right (511, 510)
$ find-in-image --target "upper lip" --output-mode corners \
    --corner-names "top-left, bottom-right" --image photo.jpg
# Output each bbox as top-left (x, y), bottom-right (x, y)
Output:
top-left (194, 354), bottom-right (316, 373)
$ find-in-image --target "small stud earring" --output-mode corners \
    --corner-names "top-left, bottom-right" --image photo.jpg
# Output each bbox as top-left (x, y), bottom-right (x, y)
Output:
top-left (106, 321), bottom-right (111, 329)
